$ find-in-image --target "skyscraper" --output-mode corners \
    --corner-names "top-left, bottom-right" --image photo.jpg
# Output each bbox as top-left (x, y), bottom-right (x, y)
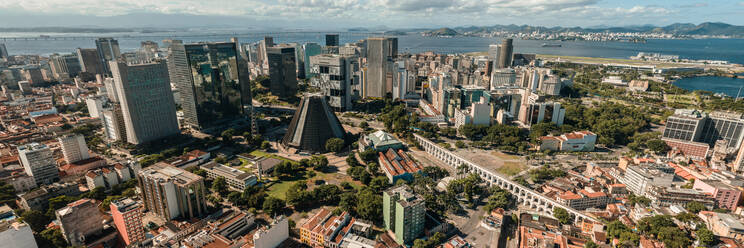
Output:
top-left (101, 105), bottom-right (127, 143)
top-left (58, 134), bottom-right (90, 164)
top-left (325, 34), bottom-right (340, 47)
top-left (365, 37), bottom-right (398, 98)
top-left (258, 37), bottom-right (275, 74)
top-left (18, 143), bottom-right (59, 186)
top-left (49, 53), bottom-right (82, 79)
top-left (95, 37), bottom-right (121, 75)
top-left (110, 60), bottom-right (179, 144)
top-left (267, 45), bottom-right (298, 98)
top-left (383, 185), bottom-right (425, 245)
top-left (497, 38), bottom-right (514, 69)
top-left (137, 163), bottom-right (207, 220)
top-left (302, 43), bottom-right (322, 78)
top-left (0, 43), bottom-right (8, 59)
top-left (310, 54), bottom-right (357, 111)
top-left (77, 48), bottom-right (104, 75)
top-left (110, 198), bottom-right (145, 246)
top-left (171, 41), bottom-right (249, 130)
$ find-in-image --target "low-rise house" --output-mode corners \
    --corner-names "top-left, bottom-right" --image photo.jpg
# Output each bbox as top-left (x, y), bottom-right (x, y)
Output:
top-left (539, 131), bottom-right (596, 152)
top-left (557, 190), bottom-right (611, 210)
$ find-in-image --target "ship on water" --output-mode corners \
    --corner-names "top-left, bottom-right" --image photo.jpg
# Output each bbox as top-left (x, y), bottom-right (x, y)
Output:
top-left (541, 43), bottom-right (562, 47)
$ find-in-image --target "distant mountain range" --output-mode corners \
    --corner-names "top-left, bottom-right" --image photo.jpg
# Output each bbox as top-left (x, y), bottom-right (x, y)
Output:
top-left (413, 22), bottom-right (744, 37)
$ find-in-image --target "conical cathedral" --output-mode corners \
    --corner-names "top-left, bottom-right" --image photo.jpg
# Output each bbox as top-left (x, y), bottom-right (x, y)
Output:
top-left (281, 94), bottom-right (345, 152)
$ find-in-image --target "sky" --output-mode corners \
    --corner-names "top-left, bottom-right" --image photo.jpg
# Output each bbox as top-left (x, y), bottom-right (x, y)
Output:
top-left (0, 0), bottom-right (743, 29)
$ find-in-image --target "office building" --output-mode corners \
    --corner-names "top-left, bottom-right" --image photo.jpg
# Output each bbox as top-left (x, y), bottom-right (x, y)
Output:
top-left (200, 162), bottom-right (257, 191)
top-left (171, 41), bottom-right (249, 130)
top-left (85, 96), bottom-right (104, 118)
top-left (392, 60), bottom-right (415, 100)
top-left (281, 94), bottom-right (346, 152)
top-left (258, 37), bottom-right (275, 72)
top-left (17, 81), bottom-right (31, 94)
top-left (56, 199), bottom-right (104, 246)
top-left (383, 184), bottom-right (425, 245)
top-left (518, 99), bottom-right (565, 127)
top-left (299, 43), bottom-right (321, 79)
top-left (58, 134), bottom-right (89, 164)
top-left (49, 53), bottom-right (82, 79)
top-left (18, 182), bottom-right (81, 211)
top-left (95, 37), bottom-right (121, 75)
top-left (366, 37), bottom-right (398, 98)
top-left (0, 212), bottom-right (37, 248)
top-left (22, 67), bottom-right (43, 85)
top-left (497, 38), bottom-right (513, 68)
top-left (663, 110), bottom-right (744, 161)
top-left (662, 109), bottom-right (706, 142)
top-left (488, 44), bottom-right (500, 63)
top-left (693, 180), bottom-right (742, 211)
top-left (110, 60), bottom-right (179, 144)
top-left (76, 48), bottom-right (104, 75)
top-left (310, 53), bottom-right (356, 111)
top-left (137, 163), bottom-right (207, 220)
top-left (101, 105), bottom-right (127, 143)
top-left (621, 165), bottom-right (675, 196)
top-left (326, 34), bottom-right (340, 47)
top-left (491, 68), bottom-right (517, 89)
top-left (18, 143), bottom-right (58, 186)
top-left (267, 45), bottom-right (298, 98)
top-left (0, 43), bottom-right (7, 59)
top-left (110, 198), bottom-right (145, 246)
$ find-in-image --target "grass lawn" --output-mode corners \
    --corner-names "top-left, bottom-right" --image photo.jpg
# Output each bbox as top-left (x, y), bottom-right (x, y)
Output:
top-left (491, 151), bottom-right (521, 161)
top-left (265, 167), bottom-right (361, 200)
top-left (496, 161), bottom-right (527, 176)
top-left (249, 150), bottom-right (295, 163)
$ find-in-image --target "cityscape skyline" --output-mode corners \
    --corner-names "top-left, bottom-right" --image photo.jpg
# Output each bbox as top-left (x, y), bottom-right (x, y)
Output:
top-left (0, 0), bottom-right (744, 29)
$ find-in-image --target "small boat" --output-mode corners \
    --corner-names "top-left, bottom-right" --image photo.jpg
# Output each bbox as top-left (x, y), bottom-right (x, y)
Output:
top-left (541, 43), bottom-right (562, 47)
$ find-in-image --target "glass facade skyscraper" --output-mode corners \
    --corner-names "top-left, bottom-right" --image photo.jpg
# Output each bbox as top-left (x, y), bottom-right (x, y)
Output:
top-left (172, 41), bottom-right (249, 130)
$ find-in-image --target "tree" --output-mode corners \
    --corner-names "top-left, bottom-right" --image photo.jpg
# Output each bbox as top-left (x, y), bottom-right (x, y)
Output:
top-left (485, 187), bottom-right (515, 211)
top-left (553, 207), bottom-right (571, 225)
top-left (21, 210), bottom-right (50, 232)
top-left (325, 138), bottom-right (345, 153)
top-left (584, 241), bottom-right (599, 248)
top-left (696, 228), bottom-right (716, 247)
top-left (38, 228), bottom-right (68, 248)
top-left (412, 232), bottom-right (446, 248)
top-left (212, 177), bottom-right (229, 196)
top-left (356, 188), bottom-right (382, 223)
top-left (339, 193), bottom-right (357, 214)
top-left (422, 166), bottom-right (449, 181)
top-left (261, 140), bottom-right (271, 150)
top-left (262, 197), bottom-right (285, 216)
top-left (455, 140), bottom-right (466, 149)
top-left (346, 153), bottom-right (360, 167)
top-left (359, 149), bottom-right (377, 163)
top-left (647, 139), bottom-right (670, 154)
top-left (221, 128), bottom-right (236, 145)
top-left (359, 121), bottom-right (369, 129)
top-left (369, 176), bottom-right (390, 192)
top-left (0, 182), bottom-right (17, 208)
top-left (685, 201), bottom-right (706, 214)
top-left (310, 155), bottom-right (329, 170)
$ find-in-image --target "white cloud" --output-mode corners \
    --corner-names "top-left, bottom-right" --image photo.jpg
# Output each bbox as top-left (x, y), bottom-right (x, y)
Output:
top-left (0, 0), bottom-right (682, 27)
